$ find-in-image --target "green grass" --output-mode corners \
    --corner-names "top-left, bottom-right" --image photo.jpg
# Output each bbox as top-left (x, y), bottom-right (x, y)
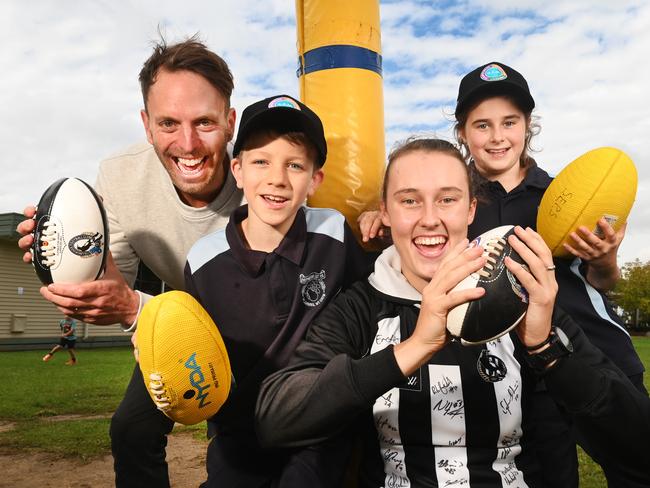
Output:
top-left (0, 347), bottom-right (205, 457)
top-left (0, 347), bottom-right (134, 419)
top-left (1, 418), bottom-right (113, 460)
top-left (0, 338), bottom-right (648, 485)
top-left (0, 347), bottom-right (134, 456)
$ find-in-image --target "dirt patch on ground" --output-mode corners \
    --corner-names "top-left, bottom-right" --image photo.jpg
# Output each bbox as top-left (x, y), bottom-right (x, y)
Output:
top-left (0, 431), bottom-right (207, 488)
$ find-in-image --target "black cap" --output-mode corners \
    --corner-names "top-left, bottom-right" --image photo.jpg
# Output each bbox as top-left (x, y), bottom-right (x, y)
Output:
top-left (233, 95), bottom-right (327, 167)
top-left (455, 62), bottom-right (535, 117)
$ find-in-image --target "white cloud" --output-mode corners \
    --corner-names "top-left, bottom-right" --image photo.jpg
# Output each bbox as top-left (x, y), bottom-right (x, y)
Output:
top-left (1, 0), bottom-right (648, 264)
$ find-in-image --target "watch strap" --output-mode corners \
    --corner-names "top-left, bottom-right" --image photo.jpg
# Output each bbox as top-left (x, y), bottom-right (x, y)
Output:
top-left (524, 326), bottom-right (573, 372)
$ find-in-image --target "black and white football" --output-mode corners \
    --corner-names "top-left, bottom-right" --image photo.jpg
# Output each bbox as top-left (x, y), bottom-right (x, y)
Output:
top-left (447, 225), bottom-right (528, 345)
top-left (31, 178), bottom-right (109, 285)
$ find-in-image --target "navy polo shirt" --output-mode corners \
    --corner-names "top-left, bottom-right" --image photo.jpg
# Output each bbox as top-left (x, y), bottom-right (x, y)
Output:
top-left (468, 161), bottom-right (552, 239)
top-left (184, 205), bottom-right (375, 430)
top-left (467, 161), bottom-right (644, 379)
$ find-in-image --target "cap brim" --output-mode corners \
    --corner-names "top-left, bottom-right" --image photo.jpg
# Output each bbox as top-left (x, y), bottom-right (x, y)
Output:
top-left (233, 108), bottom-right (326, 165)
top-left (456, 82), bottom-right (535, 116)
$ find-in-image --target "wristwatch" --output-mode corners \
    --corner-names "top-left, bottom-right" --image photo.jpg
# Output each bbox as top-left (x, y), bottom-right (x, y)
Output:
top-left (525, 326), bottom-right (574, 373)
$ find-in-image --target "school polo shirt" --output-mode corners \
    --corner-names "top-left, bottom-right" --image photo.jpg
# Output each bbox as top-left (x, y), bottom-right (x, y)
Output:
top-left (468, 160), bottom-right (552, 239)
top-left (467, 162), bottom-right (644, 378)
top-left (184, 204), bottom-right (375, 430)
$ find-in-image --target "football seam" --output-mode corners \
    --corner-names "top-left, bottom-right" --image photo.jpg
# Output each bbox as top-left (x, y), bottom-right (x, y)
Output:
top-left (460, 311), bottom-right (527, 346)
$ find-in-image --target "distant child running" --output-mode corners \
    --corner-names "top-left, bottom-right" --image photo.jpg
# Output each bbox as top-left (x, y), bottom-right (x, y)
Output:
top-left (43, 316), bottom-right (77, 365)
top-left (184, 94), bottom-right (375, 487)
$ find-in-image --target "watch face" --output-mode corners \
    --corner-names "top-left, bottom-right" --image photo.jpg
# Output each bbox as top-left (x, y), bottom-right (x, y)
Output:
top-left (555, 327), bottom-right (574, 353)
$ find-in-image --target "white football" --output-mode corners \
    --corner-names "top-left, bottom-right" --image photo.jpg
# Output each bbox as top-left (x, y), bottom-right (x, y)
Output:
top-left (31, 178), bottom-right (109, 284)
top-left (447, 225), bottom-right (529, 345)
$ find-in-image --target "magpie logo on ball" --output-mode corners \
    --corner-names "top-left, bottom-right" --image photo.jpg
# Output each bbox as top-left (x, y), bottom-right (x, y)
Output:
top-left (69, 232), bottom-right (104, 257)
top-left (447, 225), bottom-right (529, 345)
top-left (31, 177), bottom-right (109, 285)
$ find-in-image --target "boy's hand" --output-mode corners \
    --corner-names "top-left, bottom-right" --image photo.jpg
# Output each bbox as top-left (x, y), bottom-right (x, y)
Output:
top-left (357, 210), bottom-right (389, 243)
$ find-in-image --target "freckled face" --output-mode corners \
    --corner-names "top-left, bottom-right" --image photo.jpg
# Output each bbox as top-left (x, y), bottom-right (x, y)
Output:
top-left (381, 150), bottom-right (476, 292)
top-left (141, 69), bottom-right (235, 208)
top-left (460, 96), bottom-right (527, 183)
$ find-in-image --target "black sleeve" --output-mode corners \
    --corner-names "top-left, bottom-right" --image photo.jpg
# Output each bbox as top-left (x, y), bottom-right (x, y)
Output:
top-left (255, 282), bottom-right (406, 448)
top-left (540, 309), bottom-right (650, 484)
top-left (183, 262), bottom-right (200, 302)
top-left (343, 223), bottom-right (379, 287)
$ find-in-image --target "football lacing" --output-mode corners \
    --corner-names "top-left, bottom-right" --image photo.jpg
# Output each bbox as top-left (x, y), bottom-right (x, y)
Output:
top-left (39, 221), bottom-right (59, 267)
top-left (477, 237), bottom-right (506, 278)
top-left (149, 373), bottom-right (171, 411)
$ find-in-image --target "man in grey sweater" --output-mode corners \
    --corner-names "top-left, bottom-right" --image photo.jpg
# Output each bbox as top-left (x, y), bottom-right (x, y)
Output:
top-left (17, 37), bottom-right (243, 487)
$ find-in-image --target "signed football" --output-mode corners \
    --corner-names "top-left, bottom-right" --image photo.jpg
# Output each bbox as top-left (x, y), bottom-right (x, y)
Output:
top-left (31, 177), bottom-right (108, 285)
top-left (447, 225), bottom-right (529, 345)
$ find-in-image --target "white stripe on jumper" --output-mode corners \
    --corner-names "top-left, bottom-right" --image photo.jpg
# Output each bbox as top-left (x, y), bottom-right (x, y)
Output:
top-left (488, 336), bottom-right (528, 488)
top-left (429, 364), bottom-right (470, 486)
top-left (372, 316), bottom-right (411, 488)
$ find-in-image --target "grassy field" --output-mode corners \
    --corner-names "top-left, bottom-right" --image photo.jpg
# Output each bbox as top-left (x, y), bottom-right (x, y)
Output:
top-left (0, 347), bottom-right (202, 458)
top-left (0, 337), bottom-right (648, 484)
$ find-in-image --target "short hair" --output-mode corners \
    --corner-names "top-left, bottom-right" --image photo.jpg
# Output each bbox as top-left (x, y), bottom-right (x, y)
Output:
top-left (139, 35), bottom-right (234, 110)
top-left (382, 137), bottom-right (473, 202)
top-left (239, 130), bottom-right (322, 170)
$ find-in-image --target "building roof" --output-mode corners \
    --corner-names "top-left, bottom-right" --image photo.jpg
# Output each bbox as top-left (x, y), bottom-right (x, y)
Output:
top-left (0, 213), bottom-right (23, 241)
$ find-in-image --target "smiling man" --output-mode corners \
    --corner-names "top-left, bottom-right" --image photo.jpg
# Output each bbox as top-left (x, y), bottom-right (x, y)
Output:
top-left (99, 39), bottom-right (243, 488)
top-left (17, 37), bottom-right (243, 488)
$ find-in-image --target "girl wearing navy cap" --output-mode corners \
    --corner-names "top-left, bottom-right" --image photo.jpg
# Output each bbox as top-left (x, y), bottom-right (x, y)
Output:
top-left (453, 61), bottom-right (648, 488)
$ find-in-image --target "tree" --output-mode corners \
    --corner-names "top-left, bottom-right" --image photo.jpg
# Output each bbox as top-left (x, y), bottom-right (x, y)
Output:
top-left (614, 259), bottom-right (650, 326)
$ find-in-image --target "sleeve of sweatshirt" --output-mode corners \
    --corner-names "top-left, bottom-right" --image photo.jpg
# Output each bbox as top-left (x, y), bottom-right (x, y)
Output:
top-left (256, 282), bottom-right (406, 448)
top-left (540, 309), bottom-right (650, 483)
top-left (95, 162), bottom-right (140, 288)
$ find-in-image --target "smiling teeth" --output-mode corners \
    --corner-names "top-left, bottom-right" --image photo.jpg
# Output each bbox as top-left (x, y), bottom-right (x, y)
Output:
top-left (177, 157), bottom-right (202, 167)
top-left (414, 236), bottom-right (446, 245)
top-left (265, 195), bottom-right (287, 202)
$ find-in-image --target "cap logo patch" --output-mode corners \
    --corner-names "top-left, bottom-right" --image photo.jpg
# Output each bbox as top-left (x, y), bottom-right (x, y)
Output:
top-left (480, 64), bottom-right (507, 82)
top-left (268, 96), bottom-right (301, 110)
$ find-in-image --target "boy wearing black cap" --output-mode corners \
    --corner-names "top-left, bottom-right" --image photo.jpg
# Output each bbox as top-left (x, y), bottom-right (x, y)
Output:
top-left (184, 94), bottom-right (373, 487)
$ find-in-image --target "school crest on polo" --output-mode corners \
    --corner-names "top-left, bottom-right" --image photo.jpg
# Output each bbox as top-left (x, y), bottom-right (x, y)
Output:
top-left (299, 270), bottom-right (326, 307)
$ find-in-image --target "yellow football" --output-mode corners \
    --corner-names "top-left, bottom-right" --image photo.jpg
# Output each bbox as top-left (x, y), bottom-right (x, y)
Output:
top-left (136, 291), bottom-right (232, 425)
top-left (537, 147), bottom-right (637, 258)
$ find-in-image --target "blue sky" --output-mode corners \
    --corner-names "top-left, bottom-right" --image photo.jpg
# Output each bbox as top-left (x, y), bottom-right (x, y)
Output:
top-left (1, 0), bottom-right (649, 264)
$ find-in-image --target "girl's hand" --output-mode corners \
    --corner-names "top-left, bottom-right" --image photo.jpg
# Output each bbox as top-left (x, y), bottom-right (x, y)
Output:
top-left (564, 218), bottom-right (625, 263)
top-left (394, 239), bottom-right (485, 375)
top-left (565, 219), bottom-right (625, 291)
top-left (505, 226), bottom-right (558, 348)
